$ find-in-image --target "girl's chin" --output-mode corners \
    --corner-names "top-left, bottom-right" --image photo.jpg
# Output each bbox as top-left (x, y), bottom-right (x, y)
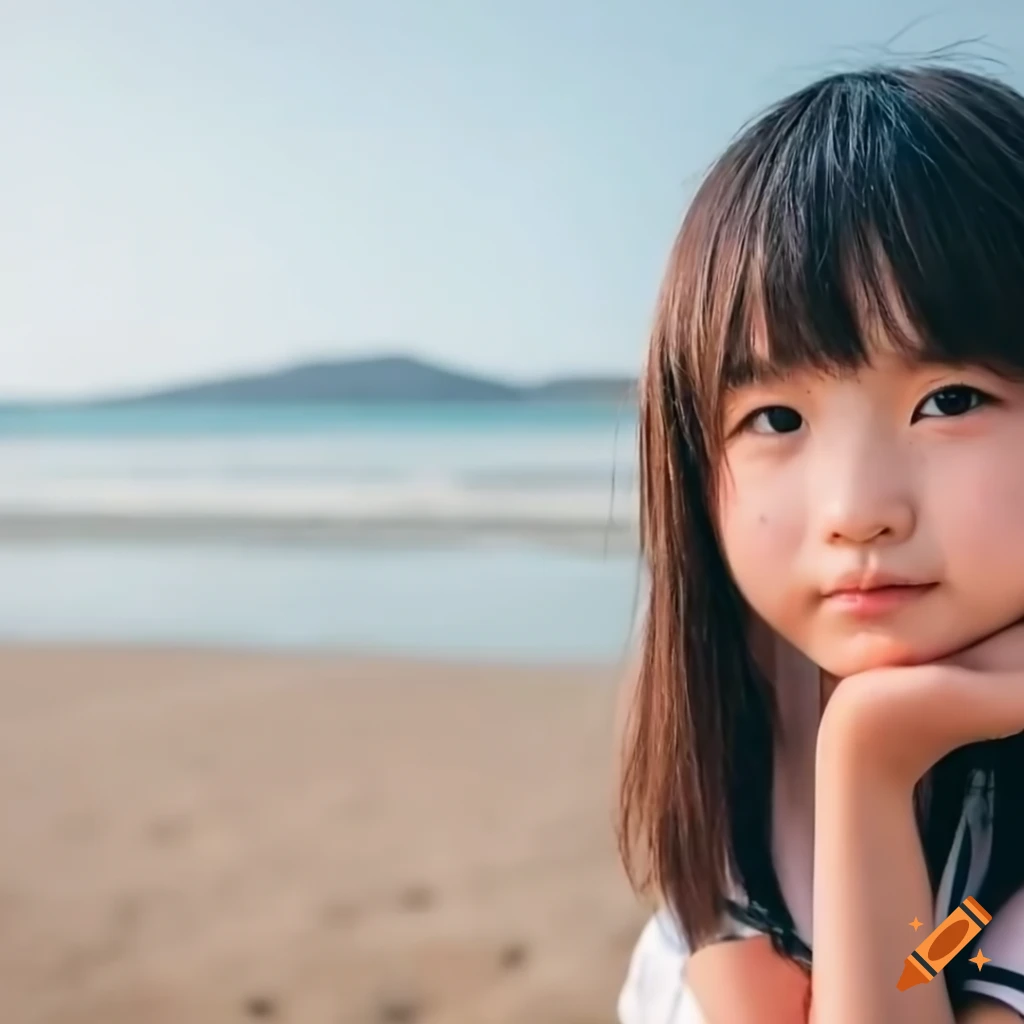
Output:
top-left (812, 638), bottom-right (941, 680)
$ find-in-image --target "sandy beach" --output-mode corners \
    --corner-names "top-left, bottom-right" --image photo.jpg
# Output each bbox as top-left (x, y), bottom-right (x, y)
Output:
top-left (0, 646), bottom-right (647, 1024)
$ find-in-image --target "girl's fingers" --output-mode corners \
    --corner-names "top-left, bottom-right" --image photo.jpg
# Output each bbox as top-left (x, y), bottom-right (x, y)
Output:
top-left (934, 669), bottom-right (1024, 742)
top-left (822, 666), bottom-right (1024, 787)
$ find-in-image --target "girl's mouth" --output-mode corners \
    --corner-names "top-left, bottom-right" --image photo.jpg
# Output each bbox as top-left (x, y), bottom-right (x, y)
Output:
top-left (824, 583), bottom-right (938, 617)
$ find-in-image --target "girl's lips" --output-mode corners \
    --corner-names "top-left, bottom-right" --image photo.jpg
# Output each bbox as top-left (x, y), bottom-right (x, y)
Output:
top-left (824, 583), bottom-right (937, 616)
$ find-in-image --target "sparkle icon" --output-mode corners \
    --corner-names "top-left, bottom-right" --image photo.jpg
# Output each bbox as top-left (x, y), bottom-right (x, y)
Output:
top-left (968, 949), bottom-right (991, 971)
top-left (909, 917), bottom-right (923, 931)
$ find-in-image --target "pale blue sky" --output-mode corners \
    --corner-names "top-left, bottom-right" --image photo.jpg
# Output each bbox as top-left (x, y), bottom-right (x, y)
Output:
top-left (2, 2), bottom-right (1022, 398)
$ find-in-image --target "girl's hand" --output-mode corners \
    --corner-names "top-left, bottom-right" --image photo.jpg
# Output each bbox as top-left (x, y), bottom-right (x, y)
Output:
top-left (817, 620), bottom-right (1024, 791)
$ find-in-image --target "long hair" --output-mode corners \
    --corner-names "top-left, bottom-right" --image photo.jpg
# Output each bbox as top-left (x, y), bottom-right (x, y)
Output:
top-left (617, 63), bottom-right (1024, 998)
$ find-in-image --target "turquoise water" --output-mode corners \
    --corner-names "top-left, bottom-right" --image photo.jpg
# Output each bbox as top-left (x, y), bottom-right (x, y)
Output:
top-left (0, 401), bottom-right (642, 662)
top-left (0, 400), bottom-right (637, 436)
top-left (0, 401), bottom-right (637, 512)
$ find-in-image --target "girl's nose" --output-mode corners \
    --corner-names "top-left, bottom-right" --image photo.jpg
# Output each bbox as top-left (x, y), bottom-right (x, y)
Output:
top-left (816, 461), bottom-right (916, 547)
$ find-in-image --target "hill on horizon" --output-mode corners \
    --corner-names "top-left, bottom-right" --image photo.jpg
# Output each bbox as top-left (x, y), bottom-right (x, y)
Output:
top-left (84, 355), bottom-right (638, 405)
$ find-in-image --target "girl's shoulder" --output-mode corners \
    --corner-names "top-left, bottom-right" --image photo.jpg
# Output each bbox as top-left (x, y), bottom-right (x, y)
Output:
top-left (616, 906), bottom-right (763, 1024)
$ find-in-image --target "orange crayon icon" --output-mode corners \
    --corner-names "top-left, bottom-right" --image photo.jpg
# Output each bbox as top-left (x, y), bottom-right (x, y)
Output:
top-left (897, 896), bottom-right (992, 991)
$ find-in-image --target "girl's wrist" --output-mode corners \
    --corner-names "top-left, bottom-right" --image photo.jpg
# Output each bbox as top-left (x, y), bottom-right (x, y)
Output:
top-left (814, 679), bottom-right (923, 799)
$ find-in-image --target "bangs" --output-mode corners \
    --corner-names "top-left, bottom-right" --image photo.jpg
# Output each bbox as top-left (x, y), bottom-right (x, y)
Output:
top-left (665, 66), bottom-right (1024, 439)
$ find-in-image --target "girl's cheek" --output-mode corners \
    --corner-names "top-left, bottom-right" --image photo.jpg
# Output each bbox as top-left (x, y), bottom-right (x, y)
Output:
top-left (933, 448), bottom-right (1024, 591)
top-left (719, 477), bottom-right (805, 578)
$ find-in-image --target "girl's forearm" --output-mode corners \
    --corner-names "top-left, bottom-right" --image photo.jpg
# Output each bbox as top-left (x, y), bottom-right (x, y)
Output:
top-left (810, 726), bottom-right (956, 1024)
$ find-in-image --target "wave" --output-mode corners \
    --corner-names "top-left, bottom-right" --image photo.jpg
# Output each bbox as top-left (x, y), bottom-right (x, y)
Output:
top-left (0, 408), bottom-right (639, 543)
top-left (0, 479), bottom-right (640, 551)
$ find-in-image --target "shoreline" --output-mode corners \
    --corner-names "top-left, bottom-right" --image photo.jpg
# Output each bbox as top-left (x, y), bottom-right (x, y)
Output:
top-left (0, 510), bottom-right (641, 553)
top-left (0, 645), bottom-right (645, 1024)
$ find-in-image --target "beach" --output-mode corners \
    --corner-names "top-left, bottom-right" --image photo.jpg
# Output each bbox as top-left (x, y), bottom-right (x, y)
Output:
top-left (0, 398), bottom-right (648, 1021)
top-left (0, 645), bottom-right (648, 1024)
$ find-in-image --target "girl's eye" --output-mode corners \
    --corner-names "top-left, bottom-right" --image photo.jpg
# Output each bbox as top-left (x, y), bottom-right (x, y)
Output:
top-left (913, 385), bottom-right (988, 421)
top-left (747, 406), bottom-right (804, 435)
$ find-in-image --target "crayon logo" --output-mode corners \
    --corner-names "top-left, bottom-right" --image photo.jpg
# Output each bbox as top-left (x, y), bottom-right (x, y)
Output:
top-left (897, 896), bottom-right (992, 992)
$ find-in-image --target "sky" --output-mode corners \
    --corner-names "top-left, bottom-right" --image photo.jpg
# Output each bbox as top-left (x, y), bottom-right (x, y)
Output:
top-left (2, 2), bottom-right (1023, 398)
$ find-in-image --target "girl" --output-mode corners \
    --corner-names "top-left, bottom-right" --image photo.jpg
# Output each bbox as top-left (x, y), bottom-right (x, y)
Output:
top-left (616, 64), bottom-right (1024, 1023)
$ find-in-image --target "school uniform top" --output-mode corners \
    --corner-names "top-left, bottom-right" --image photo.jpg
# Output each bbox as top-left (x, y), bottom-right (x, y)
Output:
top-left (616, 635), bottom-right (1024, 1023)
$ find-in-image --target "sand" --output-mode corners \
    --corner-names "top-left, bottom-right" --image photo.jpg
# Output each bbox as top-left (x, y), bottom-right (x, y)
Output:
top-left (0, 646), bottom-right (648, 1024)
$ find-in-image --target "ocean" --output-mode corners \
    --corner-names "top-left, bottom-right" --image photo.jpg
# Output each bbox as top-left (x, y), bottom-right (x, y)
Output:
top-left (0, 402), bottom-right (642, 663)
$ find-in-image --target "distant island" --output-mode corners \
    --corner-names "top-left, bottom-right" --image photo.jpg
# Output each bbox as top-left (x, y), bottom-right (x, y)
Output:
top-left (1, 355), bottom-right (636, 407)
top-left (101, 355), bottom-right (637, 405)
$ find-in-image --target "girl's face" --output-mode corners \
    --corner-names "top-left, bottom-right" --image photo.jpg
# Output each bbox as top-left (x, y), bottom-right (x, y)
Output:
top-left (716, 344), bottom-right (1024, 679)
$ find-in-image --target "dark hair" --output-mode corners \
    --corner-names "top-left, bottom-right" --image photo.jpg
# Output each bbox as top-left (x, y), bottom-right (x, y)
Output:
top-left (617, 63), bottom-right (1024, 1006)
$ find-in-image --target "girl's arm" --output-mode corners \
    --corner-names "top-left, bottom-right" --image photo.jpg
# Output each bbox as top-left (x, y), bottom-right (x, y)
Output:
top-left (809, 662), bottom-right (1024, 1024)
top-left (690, 662), bottom-right (1024, 1024)
top-left (809, 711), bottom-right (956, 1024)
